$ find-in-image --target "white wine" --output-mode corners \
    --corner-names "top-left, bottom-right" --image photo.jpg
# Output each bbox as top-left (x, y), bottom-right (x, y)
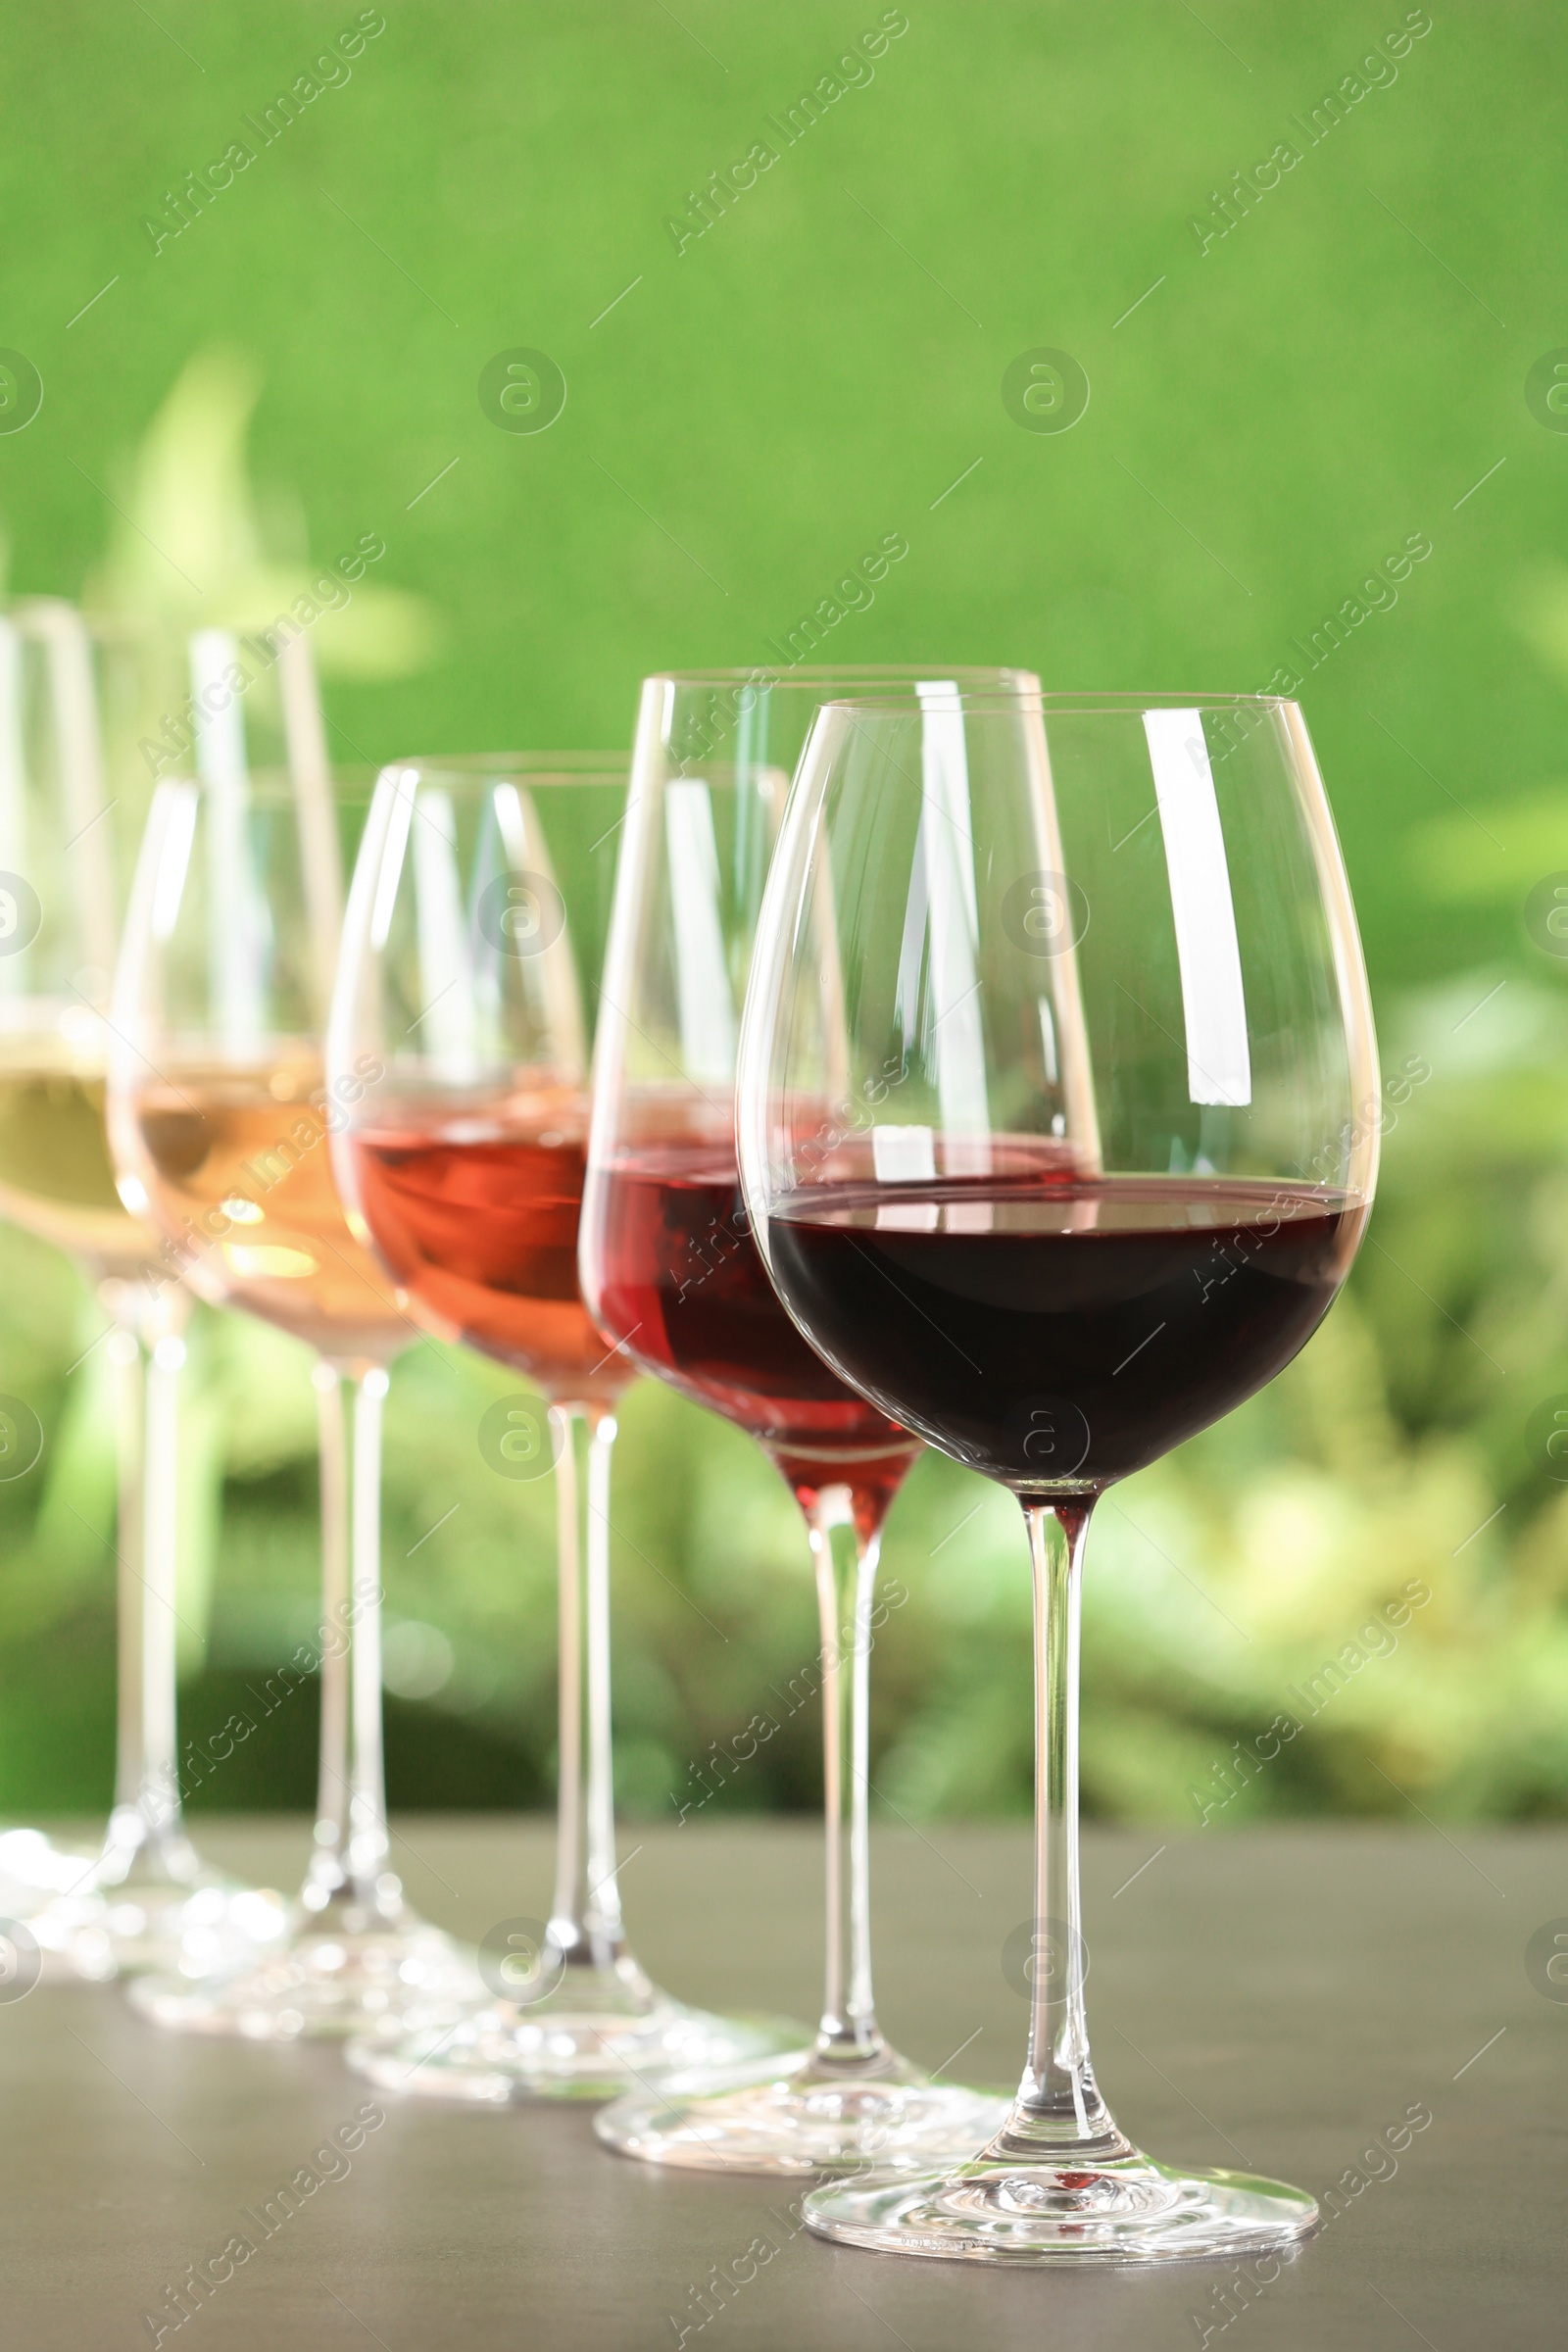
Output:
top-left (0, 1054), bottom-right (161, 1279)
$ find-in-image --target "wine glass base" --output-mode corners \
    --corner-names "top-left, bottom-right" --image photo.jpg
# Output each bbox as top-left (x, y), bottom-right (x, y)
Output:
top-left (0, 1831), bottom-right (116, 1982)
top-left (0, 1827), bottom-right (95, 1902)
top-left (347, 1994), bottom-right (807, 2104)
top-left (595, 2050), bottom-right (1011, 2175)
top-left (18, 1854), bottom-right (288, 1984)
top-left (802, 2149), bottom-right (1319, 2264)
top-left (127, 1917), bottom-right (480, 2040)
top-left (100, 1880), bottom-right (289, 1980)
top-left (21, 1807), bottom-right (293, 1978)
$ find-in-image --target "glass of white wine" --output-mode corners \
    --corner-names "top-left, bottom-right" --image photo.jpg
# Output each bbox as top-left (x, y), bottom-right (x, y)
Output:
top-left (0, 602), bottom-right (279, 1978)
top-left (111, 764), bottom-right (480, 2037)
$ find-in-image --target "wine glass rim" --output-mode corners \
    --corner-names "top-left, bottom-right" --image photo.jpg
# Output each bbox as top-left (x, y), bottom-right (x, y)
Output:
top-left (168, 765), bottom-right (378, 803)
top-left (375, 750), bottom-right (630, 788)
top-left (815, 689), bottom-right (1298, 713)
top-left (643, 664), bottom-right (1036, 689)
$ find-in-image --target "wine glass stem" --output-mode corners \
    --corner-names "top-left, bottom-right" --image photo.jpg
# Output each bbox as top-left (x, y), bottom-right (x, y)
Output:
top-left (312, 1363), bottom-right (349, 1881)
top-left (307, 1362), bottom-right (399, 1919)
top-left (108, 1315), bottom-right (147, 1818)
top-left (807, 1487), bottom-right (886, 2069)
top-left (103, 1279), bottom-right (193, 1871)
top-left (586, 1409), bottom-right (623, 1942)
top-left (140, 1324), bottom-right (185, 1834)
top-left (991, 1498), bottom-right (1126, 2162)
top-left (548, 1403), bottom-right (626, 1964)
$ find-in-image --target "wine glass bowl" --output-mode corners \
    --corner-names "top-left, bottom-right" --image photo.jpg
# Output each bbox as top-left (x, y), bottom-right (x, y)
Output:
top-left (737, 690), bottom-right (1377, 2256)
top-left (580, 671), bottom-right (1034, 2174)
top-left (0, 602), bottom-right (285, 1976)
top-left (332, 756), bottom-right (630, 1412)
top-left (109, 767), bottom-right (477, 2036)
top-left (327, 752), bottom-right (795, 2098)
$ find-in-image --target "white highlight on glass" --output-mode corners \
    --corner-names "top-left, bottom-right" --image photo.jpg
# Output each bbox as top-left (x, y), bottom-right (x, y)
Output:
top-left (871, 1124), bottom-right (936, 1182)
top-left (190, 627), bottom-right (248, 795)
top-left (872, 1124), bottom-right (939, 1228)
top-left (1143, 708), bottom-right (1251, 1109)
top-left (412, 787), bottom-right (478, 1084)
top-left (1037, 996), bottom-right (1058, 1084)
top-left (150, 784), bottom-right (198, 946)
top-left (1019, 702), bottom-right (1102, 1170)
top-left (917, 682), bottom-right (991, 1171)
top-left (665, 779), bottom-right (736, 1086)
top-left (278, 632), bottom-right (342, 1016)
top-left (192, 627), bottom-right (264, 1054)
top-left (493, 781), bottom-right (586, 1082)
top-left (368, 771), bottom-right (416, 954)
top-left (34, 604), bottom-right (116, 976)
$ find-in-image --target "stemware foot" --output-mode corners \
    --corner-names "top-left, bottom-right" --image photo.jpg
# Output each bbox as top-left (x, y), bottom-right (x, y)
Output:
top-left (127, 1905), bottom-right (479, 2040)
top-left (347, 1979), bottom-right (806, 2104)
top-left (19, 1818), bottom-right (288, 1981)
top-left (0, 1832), bottom-right (121, 1984)
top-left (0, 1827), bottom-right (96, 1902)
top-left (595, 2049), bottom-right (1009, 2174)
top-left (802, 2147), bottom-right (1318, 2263)
top-left (93, 1877), bottom-right (289, 1981)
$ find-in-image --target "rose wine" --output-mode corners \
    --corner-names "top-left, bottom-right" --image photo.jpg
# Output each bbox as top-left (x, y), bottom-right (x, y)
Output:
top-left (123, 1064), bottom-right (408, 1361)
top-left (0, 1056), bottom-right (161, 1278)
top-left (765, 1171), bottom-right (1366, 1490)
top-left (345, 1094), bottom-right (626, 1406)
top-left (581, 1142), bottom-right (916, 1517)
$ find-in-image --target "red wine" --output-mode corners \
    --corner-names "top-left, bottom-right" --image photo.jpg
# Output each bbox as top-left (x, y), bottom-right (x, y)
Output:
top-left (765, 1173), bottom-right (1366, 1490)
top-left (348, 1098), bottom-right (628, 1405)
top-left (581, 1143), bottom-right (915, 1517)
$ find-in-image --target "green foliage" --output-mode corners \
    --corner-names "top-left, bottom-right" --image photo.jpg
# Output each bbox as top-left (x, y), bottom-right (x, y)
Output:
top-left (87, 346), bottom-right (440, 679)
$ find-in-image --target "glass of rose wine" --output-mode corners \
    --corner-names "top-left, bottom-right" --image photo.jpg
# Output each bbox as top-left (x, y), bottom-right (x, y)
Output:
top-left (736, 689), bottom-right (1379, 2260)
top-left (580, 669), bottom-right (1032, 2174)
top-left (0, 603), bottom-right (281, 1978)
top-left (109, 767), bottom-right (478, 2036)
top-left (327, 752), bottom-right (794, 2098)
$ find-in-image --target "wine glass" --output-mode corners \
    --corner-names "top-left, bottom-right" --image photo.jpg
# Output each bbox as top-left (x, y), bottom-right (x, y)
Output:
top-left (737, 689), bottom-right (1379, 2260)
top-left (109, 766), bottom-right (478, 2036)
top-left (580, 668), bottom-right (1031, 2173)
top-left (0, 602), bottom-right (282, 1978)
top-left (326, 751), bottom-right (797, 2098)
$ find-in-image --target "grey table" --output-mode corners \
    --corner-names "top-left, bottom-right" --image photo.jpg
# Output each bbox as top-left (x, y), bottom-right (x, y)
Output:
top-left (4, 1817), bottom-right (1561, 2349)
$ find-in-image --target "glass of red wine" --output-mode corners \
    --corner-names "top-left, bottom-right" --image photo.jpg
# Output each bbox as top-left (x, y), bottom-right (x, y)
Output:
top-left (327, 753), bottom-right (795, 2097)
top-left (580, 668), bottom-right (1031, 2173)
top-left (736, 689), bottom-right (1380, 2260)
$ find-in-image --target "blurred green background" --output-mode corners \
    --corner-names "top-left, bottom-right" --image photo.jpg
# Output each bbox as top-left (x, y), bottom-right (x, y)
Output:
top-left (1, 0), bottom-right (1566, 1827)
